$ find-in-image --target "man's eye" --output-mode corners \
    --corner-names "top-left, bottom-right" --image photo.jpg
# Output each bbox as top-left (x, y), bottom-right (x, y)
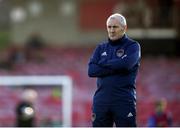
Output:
top-left (113, 26), bottom-right (118, 28)
top-left (108, 26), bottom-right (118, 28)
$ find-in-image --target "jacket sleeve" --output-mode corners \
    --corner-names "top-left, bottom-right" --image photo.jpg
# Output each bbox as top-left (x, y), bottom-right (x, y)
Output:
top-left (88, 44), bottom-right (115, 77)
top-left (100, 43), bottom-right (141, 70)
top-left (88, 63), bottom-right (114, 77)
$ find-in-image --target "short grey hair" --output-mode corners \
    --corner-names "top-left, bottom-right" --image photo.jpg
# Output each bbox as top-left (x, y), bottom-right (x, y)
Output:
top-left (106, 13), bottom-right (127, 27)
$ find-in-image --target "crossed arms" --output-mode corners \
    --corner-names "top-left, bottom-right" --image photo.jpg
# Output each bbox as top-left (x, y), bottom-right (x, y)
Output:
top-left (88, 43), bottom-right (140, 77)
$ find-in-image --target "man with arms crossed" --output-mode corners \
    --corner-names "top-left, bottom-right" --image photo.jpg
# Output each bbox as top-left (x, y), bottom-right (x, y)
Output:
top-left (88, 13), bottom-right (141, 127)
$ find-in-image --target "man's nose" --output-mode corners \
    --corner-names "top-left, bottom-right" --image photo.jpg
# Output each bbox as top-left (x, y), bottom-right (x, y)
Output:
top-left (109, 27), bottom-right (114, 32)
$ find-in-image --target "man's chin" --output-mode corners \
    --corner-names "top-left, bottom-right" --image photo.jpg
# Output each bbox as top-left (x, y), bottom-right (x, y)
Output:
top-left (110, 37), bottom-right (118, 41)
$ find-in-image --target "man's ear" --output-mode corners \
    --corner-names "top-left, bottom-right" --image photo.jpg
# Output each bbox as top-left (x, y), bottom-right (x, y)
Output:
top-left (120, 28), bottom-right (124, 31)
top-left (124, 25), bottom-right (127, 32)
top-left (120, 27), bottom-right (125, 33)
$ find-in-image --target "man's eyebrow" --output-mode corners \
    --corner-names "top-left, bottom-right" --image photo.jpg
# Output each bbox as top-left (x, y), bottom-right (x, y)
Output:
top-left (107, 25), bottom-right (119, 27)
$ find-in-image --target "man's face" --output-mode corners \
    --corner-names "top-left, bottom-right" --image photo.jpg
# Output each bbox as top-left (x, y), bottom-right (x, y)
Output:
top-left (106, 18), bottom-right (125, 41)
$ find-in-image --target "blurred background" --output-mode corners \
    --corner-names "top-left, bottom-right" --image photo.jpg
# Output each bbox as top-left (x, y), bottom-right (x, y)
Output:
top-left (0, 0), bottom-right (180, 127)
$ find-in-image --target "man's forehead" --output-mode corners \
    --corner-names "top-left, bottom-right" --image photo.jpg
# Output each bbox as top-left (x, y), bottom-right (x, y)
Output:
top-left (107, 18), bottom-right (120, 25)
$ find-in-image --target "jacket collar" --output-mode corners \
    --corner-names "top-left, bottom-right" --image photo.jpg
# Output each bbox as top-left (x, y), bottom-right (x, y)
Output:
top-left (108, 34), bottom-right (127, 46)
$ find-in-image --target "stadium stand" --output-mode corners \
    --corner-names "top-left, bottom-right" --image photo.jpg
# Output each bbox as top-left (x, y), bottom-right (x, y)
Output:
top-left (0, 46), bottom-right (180, 126)
top-left (0, 0), bottom-right (179, 126)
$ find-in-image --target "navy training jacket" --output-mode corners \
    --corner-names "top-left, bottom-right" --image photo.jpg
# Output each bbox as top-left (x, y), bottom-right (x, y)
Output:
top-left (88, 34), bottom-right (141, 106)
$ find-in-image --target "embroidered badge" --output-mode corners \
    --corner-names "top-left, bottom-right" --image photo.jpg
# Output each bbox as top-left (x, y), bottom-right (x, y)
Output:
top-left (116, 49), bottom-right (124, 57)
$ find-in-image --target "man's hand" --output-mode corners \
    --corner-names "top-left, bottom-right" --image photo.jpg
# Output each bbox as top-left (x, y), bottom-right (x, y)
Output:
top-left (98, 58), bottom-right (107, 65)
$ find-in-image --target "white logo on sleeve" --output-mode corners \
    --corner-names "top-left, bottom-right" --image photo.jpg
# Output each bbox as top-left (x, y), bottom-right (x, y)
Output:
top-left (127, 112), bottom-right (133, 117)
top-left (101, 52), bottom-right (107, 56)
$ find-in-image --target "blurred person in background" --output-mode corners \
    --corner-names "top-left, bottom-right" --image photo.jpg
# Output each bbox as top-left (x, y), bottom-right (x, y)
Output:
top-left (16, 88), bottom-right (38, 127)
top-left (158, 0), bottom-right (173, 27)
top-left (147, 98), bottom-right (173, 127)
top-left (88, 13), bottom-right (141, 127)
top-left (25, 32), bottom-right (45, 51)
top-left (8, 46), bottom-right (26, 65)
top-left (24, 32), bottom-right (45, 61)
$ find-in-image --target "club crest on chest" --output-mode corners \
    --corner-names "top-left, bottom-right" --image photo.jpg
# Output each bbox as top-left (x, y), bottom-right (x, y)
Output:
top-left (116, 49), bottom-right (124, 57)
